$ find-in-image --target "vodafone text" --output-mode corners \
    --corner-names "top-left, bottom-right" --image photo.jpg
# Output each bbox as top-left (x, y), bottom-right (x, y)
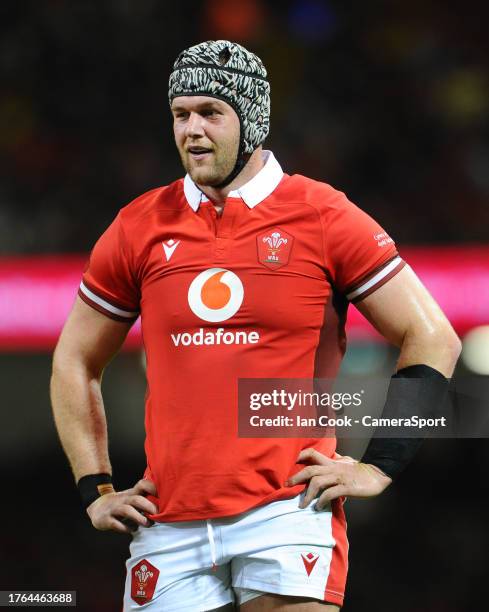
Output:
top-left (171, 327), bottom-right (260, 346)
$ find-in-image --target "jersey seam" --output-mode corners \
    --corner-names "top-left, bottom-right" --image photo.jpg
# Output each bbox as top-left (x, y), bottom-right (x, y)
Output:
top-left (118, 212), bottom-right (144, 299)
top-left (301, 200), bottom-right (338, 291)
top-left (303, 194), bottom-right (399, 301)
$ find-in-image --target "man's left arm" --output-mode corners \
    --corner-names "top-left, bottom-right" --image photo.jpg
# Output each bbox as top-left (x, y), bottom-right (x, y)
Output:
top-left (286, 265), bottom-right (462, 508)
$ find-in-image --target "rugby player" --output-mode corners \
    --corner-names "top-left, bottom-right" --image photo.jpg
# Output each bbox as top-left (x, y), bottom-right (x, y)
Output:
top-left (51, 41), bottom-right (461, 611)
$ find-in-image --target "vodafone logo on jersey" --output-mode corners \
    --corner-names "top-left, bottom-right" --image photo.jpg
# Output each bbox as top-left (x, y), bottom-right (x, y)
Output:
top-left (188, 268), bottom-right (244, 323)
top-left (171, 268), bottom-right (260, 347)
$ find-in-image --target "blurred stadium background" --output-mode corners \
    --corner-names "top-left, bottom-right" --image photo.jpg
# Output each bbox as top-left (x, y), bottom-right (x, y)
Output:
top-left (1, 1), bottom-right (488, 610)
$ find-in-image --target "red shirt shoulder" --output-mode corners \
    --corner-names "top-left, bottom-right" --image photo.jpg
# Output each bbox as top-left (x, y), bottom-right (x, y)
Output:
top-left (79, 179), bottom-right (186, 320)
top-left (283, 174), bottom-right (403, 298)
top-left (277, 173), bottom-right (342, 209)
top-left (118, 179), bottom-right (185, 228)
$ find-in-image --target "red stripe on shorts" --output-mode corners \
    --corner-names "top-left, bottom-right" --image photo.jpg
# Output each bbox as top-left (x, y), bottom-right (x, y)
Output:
top-left (324, 497), bottom-right (348, 606)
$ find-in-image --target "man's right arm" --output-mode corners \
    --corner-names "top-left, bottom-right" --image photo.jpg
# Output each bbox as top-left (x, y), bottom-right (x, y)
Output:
top-left (51, 296), bottom-right (158, 533)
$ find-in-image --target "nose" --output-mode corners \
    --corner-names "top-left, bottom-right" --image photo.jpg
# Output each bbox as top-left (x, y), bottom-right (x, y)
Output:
top-left (185, 112), bottom-right (205, 138)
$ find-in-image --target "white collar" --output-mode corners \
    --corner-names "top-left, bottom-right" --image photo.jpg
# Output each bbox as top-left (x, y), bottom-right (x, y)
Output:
top-left (183, 150), bottom-right (283, 212)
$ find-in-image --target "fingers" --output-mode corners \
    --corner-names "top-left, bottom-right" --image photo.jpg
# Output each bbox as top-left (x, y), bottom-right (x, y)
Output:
top-left (296, 448), bottom-right (332, 466)
top-left (132, 478), bottom-right (157, 497)
top-left (287, 454), bottom-right (391, 509)
top-left (299, 474), bottom-right (341, 508)
top-left (287, 462), bottom-right (342, 509)
top-left (87, 484), bottom-right (159, 533)
top-left (285, 465), bottom-right (326, 486)
top-left (127, 494), bottom-right (159, 516)
top-left (315, 485), bottom-right (347, 509)
top-left (118, 504), bottom-right (153, 529)
top-left (107, 518), bottom-right (134, 535)
top-left (334, 455), bottom-right (357, 465)
top-left (87, 499), bottom-right (135, 533)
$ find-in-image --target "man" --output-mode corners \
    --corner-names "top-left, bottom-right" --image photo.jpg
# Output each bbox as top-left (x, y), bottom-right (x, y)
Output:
top-left (51, 40), bottom-right (460, 611)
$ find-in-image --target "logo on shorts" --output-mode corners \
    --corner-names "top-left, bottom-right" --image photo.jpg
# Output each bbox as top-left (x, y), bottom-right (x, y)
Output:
top-left (188, 268), bottom-right (244, 322)
top-left (301, 552), bottom-right (319, 577)
top-left (257, 228), bottom-right (294, 270)
top-left (131, 559), bottom-right (159, 606)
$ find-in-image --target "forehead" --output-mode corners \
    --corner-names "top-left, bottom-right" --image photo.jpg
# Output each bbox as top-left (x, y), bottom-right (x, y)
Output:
top-left (170, 96), bottom-right (233, 113)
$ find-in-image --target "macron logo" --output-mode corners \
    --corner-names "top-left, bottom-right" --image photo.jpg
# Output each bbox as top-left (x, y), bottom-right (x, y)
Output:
top-left (162, 239), bottom-right (180, 261)
top-left (301, 552), bottom-right (319, 577)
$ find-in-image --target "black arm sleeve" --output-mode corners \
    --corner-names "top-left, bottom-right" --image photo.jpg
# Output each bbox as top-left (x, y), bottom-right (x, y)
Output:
top-left (361, 364), bottom-right (449, 479)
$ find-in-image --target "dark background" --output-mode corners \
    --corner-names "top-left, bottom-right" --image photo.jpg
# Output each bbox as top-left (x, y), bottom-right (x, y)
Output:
top-left (1, 1), bottom-right (488, 611)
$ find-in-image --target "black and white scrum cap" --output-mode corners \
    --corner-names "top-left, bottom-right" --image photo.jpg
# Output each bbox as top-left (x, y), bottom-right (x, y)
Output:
top-left (168, 40), bottom-right (271, 155)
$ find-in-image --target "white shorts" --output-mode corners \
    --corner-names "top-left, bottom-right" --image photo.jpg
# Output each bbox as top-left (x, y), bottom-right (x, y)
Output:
top-left (123, 493), bottom-right (348, 611)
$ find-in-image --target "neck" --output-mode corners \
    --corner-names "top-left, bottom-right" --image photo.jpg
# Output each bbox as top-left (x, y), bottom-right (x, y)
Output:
top-left (197, 147), bottom-right (265, 206)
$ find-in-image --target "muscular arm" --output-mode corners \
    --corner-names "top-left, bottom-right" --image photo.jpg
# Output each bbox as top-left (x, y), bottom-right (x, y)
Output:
top-left (50, 296), bottom-right (131, 481)
top-left (288, 265), bottom-right (461, 506)
top-left (51, 297), bottom-right (157, 532)
top-left (356, 264), bottom-right (461, 377)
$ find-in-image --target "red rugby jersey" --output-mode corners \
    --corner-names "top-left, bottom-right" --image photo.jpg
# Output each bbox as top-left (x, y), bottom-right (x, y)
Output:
top-left (79, 151), bottom-right (404, 521)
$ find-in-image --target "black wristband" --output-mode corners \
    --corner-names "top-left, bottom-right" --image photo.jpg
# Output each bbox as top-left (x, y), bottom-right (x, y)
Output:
top-left (361, 364), bottom-right (449, 480)
top-left (77, 473), bottom-right (114, 510)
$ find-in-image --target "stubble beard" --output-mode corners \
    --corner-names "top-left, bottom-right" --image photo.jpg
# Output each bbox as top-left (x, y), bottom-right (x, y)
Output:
top-left (181, 143), bottom-right (239, 187)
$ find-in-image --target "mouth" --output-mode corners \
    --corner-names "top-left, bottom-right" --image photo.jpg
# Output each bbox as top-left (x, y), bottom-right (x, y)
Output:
top-left (187, 146), bottom-right (213, 161)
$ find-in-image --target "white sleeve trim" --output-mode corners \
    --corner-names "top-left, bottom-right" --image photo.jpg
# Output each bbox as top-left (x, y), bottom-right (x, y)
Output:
top-left (346, 256), bottom-right (402, 301)
top-left (79, 281), bottom-right (138, 318)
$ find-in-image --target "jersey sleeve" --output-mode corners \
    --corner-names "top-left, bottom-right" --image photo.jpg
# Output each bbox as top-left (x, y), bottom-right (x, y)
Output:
top-left (78, 213), bottom-right (140, 322)
top-left (323, 193), bottom-right (405, 303)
